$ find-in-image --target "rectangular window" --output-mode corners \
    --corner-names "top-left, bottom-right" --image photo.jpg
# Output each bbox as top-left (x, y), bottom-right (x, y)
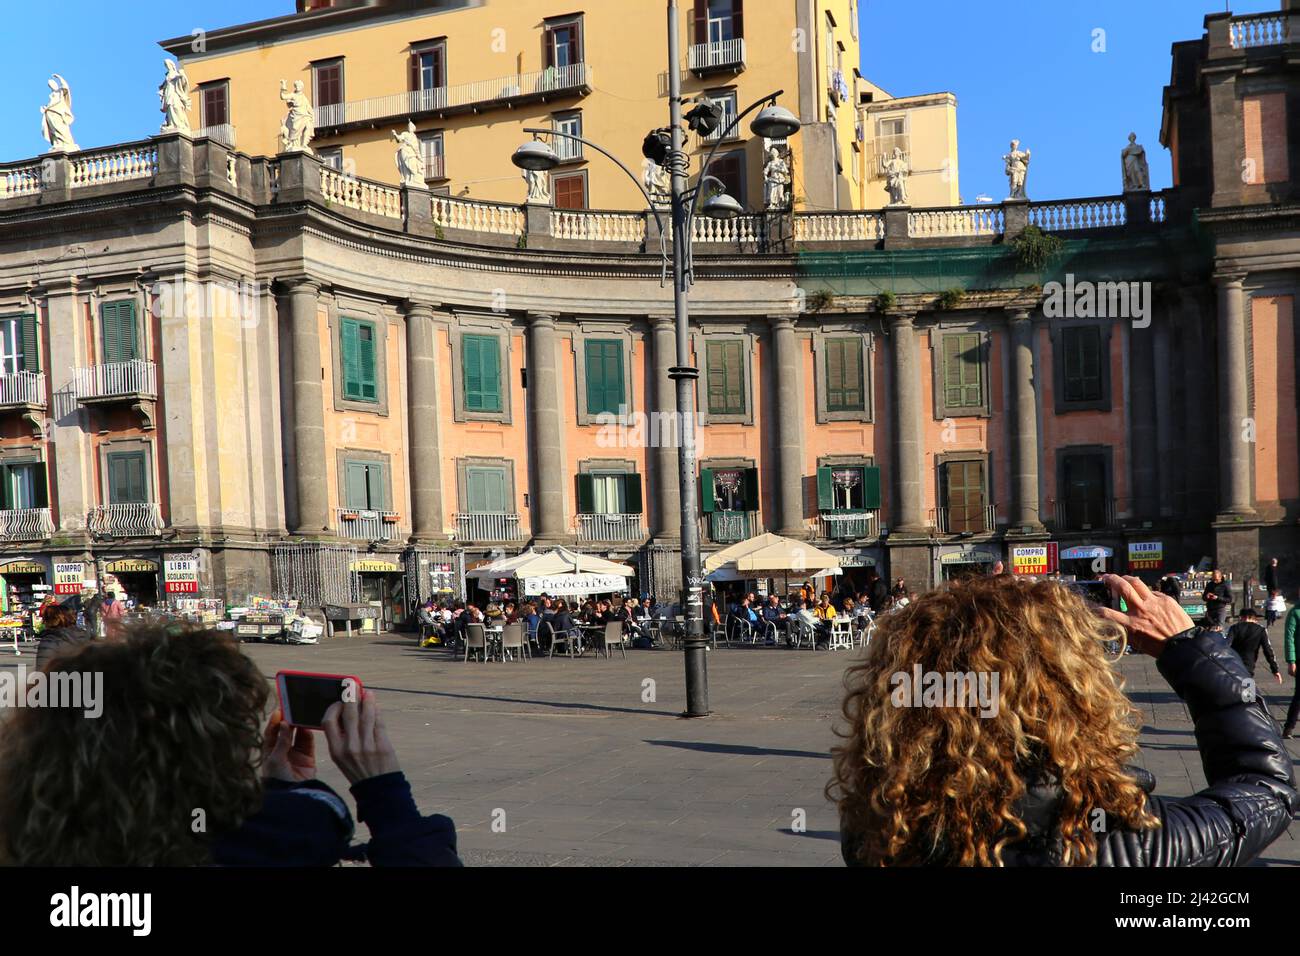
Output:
top-left (313, 60), bottom-right (344, 108)
top-left (465, 466), bottom-right (508, 513)
top-left (462, 334), bottom-right (502, 413)
top-left (941, 332), bottom-right (982, 410)
top-left (1061, 326), bottom-right (1103, 403)
top-left (409, 42), bottom-right (446, 92)
top-left (576, 472), bottom-right (644, 516)
top-left (545, 17), bottom-right (584, 69)
top-left (553, 171), bottom-right (587, 209)
top-left (702, 90), bottom-right (739, 142)
top-left (107, 451), bottom-right (148, 505)
top-left (0, 319), bottom-right (19, 377)
top-left (941, 460), bottom-right (986, 533)
top-left (824, 337), bottom-right (865, 412)
top-left (701, 466), bottom-right (758, 513)
top-left (340, 317), bottom-right (378, 403)
top-left (0, 462), bottom-right (47, 511)
top-left (100, 300), bottom-right (139, 364)
top-left (706, 340), bottom-right (745, 416)
top-left (200, 81), bottom-right (229, 128)
top-left (1062, 453), bottom-right (1107, 529)
top-left (817, 465), bottom-right (881, 511)
top-left (419, 131), bottom-right (445, 180)
top-left (343, 459), bottom-right (387, 511)
top-left (695, 0), bottom-right (743, 43)
top-left (553, 112), bottom-right (583, 161)
top-left (317, 146), bottom-right (343, 171)
top-left (710, 151), bottom-right (745, 205)
top-left (584, 339), bottom-right (624, 416)
top-left (1243, 92), bottom-right (1288, 185)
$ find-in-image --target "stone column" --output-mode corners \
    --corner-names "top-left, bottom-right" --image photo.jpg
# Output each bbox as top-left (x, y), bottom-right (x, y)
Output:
top-left (889, 312), bottom-right (925, 534)
top-left (1215, 273), bottom-right (1255, 516)
top-left (1128, 314), bottom-right (1159, 521)
top-left (405, 301), bottom-right (445, 540)
top-left (770, 314), bottom-right (807, 537)
top-left (1007, 309), bottom-right (1045, 531)
top-left (650, 315), bottom-right (680, 541)
top-left (44, 278), bottom-right (94, 541)
top-left (282, 278), bottom-right (328, 535)
top-left (525, 311), bottom-right (567, 543)
top-left (1151, 305), bottom-right (1176, 517)
top-left (1178, 287), bottom-right (1211, 517)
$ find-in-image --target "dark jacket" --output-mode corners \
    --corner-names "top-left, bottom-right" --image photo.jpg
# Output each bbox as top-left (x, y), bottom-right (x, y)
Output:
top-left (1203, 580), bottom-right (1233, 612)
top-left (1265, 564), bottom-right (1279, 594)
top-left (841, 629), bottom-right (1298, 866)
top-left (1158, 576), bottom-right (1182, 601)
top-left (1227, 620), bottom-right (1279, 676)
top-left (35, 626), bottom-right (93, 672)
top-left (213, 771), bottom-right (461, 866)
top-left (868, 579), bottom-right (889, 613)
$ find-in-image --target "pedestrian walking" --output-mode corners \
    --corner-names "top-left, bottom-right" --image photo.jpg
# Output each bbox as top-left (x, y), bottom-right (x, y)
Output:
top-left (1203, 569), bottom-right (1233, 628)
top-left (1226, 608), bottom-right (1281, 686)
top-left (1282, 596), bottom-right (1300, 738)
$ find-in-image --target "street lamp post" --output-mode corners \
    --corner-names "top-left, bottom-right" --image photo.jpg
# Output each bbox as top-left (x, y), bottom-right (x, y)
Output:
top-left (513, 0), bottom-right (800, 717)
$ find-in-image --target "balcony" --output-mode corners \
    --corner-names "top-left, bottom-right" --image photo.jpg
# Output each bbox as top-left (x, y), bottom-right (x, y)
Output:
top-left (932, 505), bottom-right (998, 535)
top-left (88, 502), bottom-right (164, 537)
top-left (455, 512), bottom-right (522, 544)
top-left (196, 124), bottom-right (237, 149)
top-left (314, 63), bottom-right (593, 133)
top-left (688, 38), bottom-right (747, 75)
top-left (577, 513), bottom-right (645, 544)
top-left (0, 507), bottom-right (53, 541)
top-left (699, 104), bottom-right (741, 144)
top-left (1052, 497), bottom-right (1118, 532)
top-left (553, 136), bottom-right (584, 163)
top-left (0, 371), bottom-right (45, 410)
top-left (335, 507), bottom-right (404, 542)
top-left (706, 510), bottom-right (754, 544)
top-left (73, 359), bottom-right (157, 404)
top-left (817, 511), bottom-right (879, 541)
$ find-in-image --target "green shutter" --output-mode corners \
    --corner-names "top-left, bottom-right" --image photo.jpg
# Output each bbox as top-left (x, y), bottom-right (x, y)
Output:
top-left (706, 341), bottom-right (745, 416)
top-left (585, 340), bottom-right (624, 416)
top-left (0, 466), bottom-right (11, 511)
top-left (816, 466), bottom-right (833, 511)
top-left (464, 335), bottom-right (501, 413)
top-left (108, 452), bottom-right (147, 504)
top-left (101, 301), bottom-right (138, 364)
top-left (341, 319), bottom-right (377, 402)
top-left (624, 473), bottom-right (643, 515)
top-left (358, 325), bottom-right (377, 400)
top-left (1064, 327), bottom-right (1102, 402)
top-left (19, 314), bottom-right (38, 373)
top-left (700, 467), bottom-right (716, 513)
top-left (826, 338), bottom-right (864, 412)
top-left (467, 467), bottom-right (507, 512)
top-left (576, 473), bottom-right (594, 514)
top-left (943, 333), bottom-right (982, 409)
top-left (344, 460), bottom-right (368, 509)
top-left (741, 467), bottom-right (760, 511)
top-left (862, 466), bottom-right (881, 509)
top-left (32, 464), bottom-right (48, 509)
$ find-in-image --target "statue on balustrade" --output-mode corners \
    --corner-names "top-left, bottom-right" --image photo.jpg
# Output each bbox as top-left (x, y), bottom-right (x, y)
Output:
top-left (882, 146), bottom-right (910, 205)
top-left (40, 74), bottom-right (77, 153)
top-left (642, 158), bottom-right (670, 207)
top-left (524, 166), bottom-right (551, 204)
top-left (1121, 132), bottom-right (1150, 192)
top-left (1003, 139), bottom-right (1030, 199)
top-left (159, 59), bottom-right (192, 135)
top-left (278, 80), bottom-right (315, 155)
top-left (764, 146), bottom-right (792, 209)
top-left (393, 120), bottom-right (426, 188)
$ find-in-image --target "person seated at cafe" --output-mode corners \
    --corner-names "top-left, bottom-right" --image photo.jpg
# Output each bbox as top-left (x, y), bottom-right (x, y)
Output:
top-left (732, 596), bottom-right (760, 640)
top-left (794, 599), bottom-right (822, 645)
top-left (484, 602), bottom-right (504, 624)
top-left (547, 600), bottom-right (578, 652)
top-left (502, 602), bottom-right (518, 624)
top-left (815, 594), bottom-right (837, 640)
top-left (761, 594), bottom-right (787, 645)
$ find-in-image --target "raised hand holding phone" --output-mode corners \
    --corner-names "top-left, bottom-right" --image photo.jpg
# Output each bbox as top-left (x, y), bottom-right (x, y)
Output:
top-left (1097, 573), bottom-right (1194, 658)
top-left (262, 711), bottom-right (318, 783)
top-left (321, 690), bottom-right (401, 785)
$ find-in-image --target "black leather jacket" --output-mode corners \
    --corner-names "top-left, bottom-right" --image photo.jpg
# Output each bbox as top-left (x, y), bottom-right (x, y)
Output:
top-left (841, 629), bottom-right (1298, 866)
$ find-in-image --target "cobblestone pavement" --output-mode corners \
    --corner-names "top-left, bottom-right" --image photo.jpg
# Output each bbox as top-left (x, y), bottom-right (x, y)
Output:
top-left (3, 627), bottom-right (1296, 866)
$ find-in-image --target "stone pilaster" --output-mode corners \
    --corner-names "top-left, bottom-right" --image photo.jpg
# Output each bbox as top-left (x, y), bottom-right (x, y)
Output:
top-left (649, 315), bottom-right (681, 541)
top-left (1151, 304), bottom-right (1176, 518)
top-left (1128, 310), bottom-right (1159, 522)
top-left (404, 301), bottom-right (445, 541)
top-left (524, 311), bottom-right (567, 544)
top-left (1007, 308), bottom-right (1045, 532)
top-left (282, 278), bottom-right (329, 535)
top-left (1215, 272), bottom-right (1255, 517)
top-left (889, 312), bottom-right (925, 535)
top-left (43, 278), bottom-right (93, 542)
top-left (769, 314), bottom-right (807, 537)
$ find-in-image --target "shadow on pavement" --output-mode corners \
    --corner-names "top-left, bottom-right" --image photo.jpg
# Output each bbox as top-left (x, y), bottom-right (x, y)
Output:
top-left (644, 739), bottom-right (830, 759)
top-left (367, 685), bottom-right (680, 718)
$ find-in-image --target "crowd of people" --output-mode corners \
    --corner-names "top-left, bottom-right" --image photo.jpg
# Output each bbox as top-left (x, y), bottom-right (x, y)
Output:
top-left (717, 571), bottom-right (914, 648)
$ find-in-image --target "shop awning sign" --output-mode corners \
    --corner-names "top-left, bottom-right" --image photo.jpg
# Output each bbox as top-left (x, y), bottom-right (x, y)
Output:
top-left (164, 556), bottom-right (200, 593)
top-left (1059, 546), bottom-right (1113, 561)
top-left (106, 559), bottom-right (158, 574)
top-left (523, 574), bottom-right (629, 596)
top-left (1128, 541), bottom-right (1163, 570)
top-left (351, 560), bottom-right (401, 573)
top-left (939, 548), bottom-right (999, 565)
top-left (1, 560), bottom-right (46, 575)
top-left (54, 562), bottom-right (85, 595)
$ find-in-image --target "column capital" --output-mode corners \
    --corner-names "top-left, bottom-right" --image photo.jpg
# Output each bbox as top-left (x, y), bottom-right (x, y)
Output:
top-left (1212, 271), bottom-right (1247, 287)
top-left (886, 311), bottom-right (917, 328)
top-left (276, 275), bottom-right (322, 297)
top-left (649, 313), bottom-right (676, 330)
top-left (1005, 306), bottom-right (1033, 323)
top-left (402, 299), bottom-right (438, 320)
top-left (767, 312), bottom-right (798, 331)
top-left (524, 310), bottom-right (557, 328)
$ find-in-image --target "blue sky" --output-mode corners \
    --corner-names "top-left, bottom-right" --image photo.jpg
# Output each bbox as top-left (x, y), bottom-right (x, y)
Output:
top-left (0, 0), bottom-right (1283, 203)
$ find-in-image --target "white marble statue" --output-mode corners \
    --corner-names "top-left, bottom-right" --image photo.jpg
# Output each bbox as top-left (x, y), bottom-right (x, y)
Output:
top-left (524, 166), bottom-right (551, 204)
top-left (278, 79), bottom-right (315, 155)
top-left (1003, 139), bottom-right (1031, 199)
top-left (159, 59), bottom-right (192, 135)
top-left (642, 158), bottom-right (670, 207)
top-left (392, 120), bottom-right (426, 187)
top-left (882, 146), bottom-right (909, 205)
top-left (40, 74), bottom-right (77, 153)
top-left (1121, 132), bottom-right (1150, 192)
top-left (763, 147), bottom-right (792, 209)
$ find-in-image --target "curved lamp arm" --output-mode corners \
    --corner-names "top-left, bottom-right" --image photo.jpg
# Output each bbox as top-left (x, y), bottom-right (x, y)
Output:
top-left (687, 88), bottom-right (784, 225)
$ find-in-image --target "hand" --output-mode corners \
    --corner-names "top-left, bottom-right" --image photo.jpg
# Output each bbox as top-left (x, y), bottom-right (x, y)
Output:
top-left (321, 690), bottom-right (401, 786)
top-left (1276, 673), bottom-right (1284, 685)
top-left (262, 711), bottom-right (318, 783)
top-left (1291, 663), bottom-right (1297, 678)
top-left (1098, 574), bottom-right (1194, 658)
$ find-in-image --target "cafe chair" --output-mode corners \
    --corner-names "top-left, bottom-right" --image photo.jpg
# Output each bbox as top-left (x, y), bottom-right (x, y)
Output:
top-left (545, 621), bottom-right (577, 659)
top-left (501, 621), bottom-right (528, 661)
top-left (463, 622), bottom-right (488, 663)
top-left (601, 621), bottom-right (628, 660)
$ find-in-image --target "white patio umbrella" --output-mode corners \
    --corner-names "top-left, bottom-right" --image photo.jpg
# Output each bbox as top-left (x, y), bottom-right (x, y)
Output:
top-left (466, 546), bottom-right (635, 597)
top-left (704, 533), bottom-right (843, 593)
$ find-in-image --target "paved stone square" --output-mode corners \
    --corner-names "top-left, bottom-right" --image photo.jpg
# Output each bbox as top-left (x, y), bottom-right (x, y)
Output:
top-left (3, 628), bottom-right (1297, 866)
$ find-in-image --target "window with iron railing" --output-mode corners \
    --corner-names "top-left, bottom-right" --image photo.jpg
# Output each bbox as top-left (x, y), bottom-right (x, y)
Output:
top-left (313, 59), bottom-right (344, 110)
top-left (939, 460), bottom-right (988, 534)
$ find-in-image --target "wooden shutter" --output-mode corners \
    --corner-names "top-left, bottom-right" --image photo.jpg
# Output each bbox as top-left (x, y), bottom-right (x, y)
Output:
top-left (101, 301), bottom-right (138, 364)
top-left (19, 314), bottom-right (38, 373)
top-left (554, 173), bottom-right (586, 209)
top-left (344, 460), bottom-right (368, 509)
top-left (585, 340), bottom-right (623, 415)
top-left (693, 0), bottom-right (707, 43)
top-left (943, 333), bottom-right (981, 409)
top-left (816, 466), bottom-right (833, 511)
top-left (576, 474), bottom-right (594, 514)
top-left (1064, 326), bottom-right (1101, 402)
top-left (544, 24), bottom-right (556, 68)
top-left (826, 338), bottom-right (863, 412)
top-left (944, 460), bottom-right (983, 532)
top-left (31, 464), bottom-right (48, 509)
top-left (340, 319), bottom-right (360, 400)
top-left (707, 340), bottom-right (744, 415)
top-left (409, 51), bottom-right (420, 92)
top-left (741, 467), bottom-right (760, 511)
top-left (700, 468), bottom-right (716, 513)
top-left (108, 452), bottom-right (147, 504)
top-left (862, 466), bottom-right (881, 509)
top-left (357, 324), bottom-right (377, 400)
top-left (624, 473), bottom-right (643, 515)
top-left (463, 335), bottom-right (501, 412)
top-left (733, 0), bottom-right (744, 38)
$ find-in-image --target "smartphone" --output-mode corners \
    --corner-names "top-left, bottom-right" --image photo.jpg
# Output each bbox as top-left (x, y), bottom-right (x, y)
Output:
top-left (276, 670), bottom-right (361, 729)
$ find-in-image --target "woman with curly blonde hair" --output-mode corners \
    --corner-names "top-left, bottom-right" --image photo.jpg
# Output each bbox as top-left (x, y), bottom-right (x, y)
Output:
top-left (829, 573), bottom-right (1297, 866)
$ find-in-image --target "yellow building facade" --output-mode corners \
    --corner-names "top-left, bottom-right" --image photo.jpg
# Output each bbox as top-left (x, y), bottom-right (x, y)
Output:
top-left (162, 0), bottom-right (902, 212)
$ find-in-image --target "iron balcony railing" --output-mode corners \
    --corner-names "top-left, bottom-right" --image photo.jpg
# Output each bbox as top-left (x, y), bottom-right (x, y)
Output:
top-left (196, 124), bottom-right (237, 149)
top-left (0, 370), bottom-right (45, 407)
top-left (73, 360), bottom-right (157, 401)
top-left (0, 507), bottom-right (53, 541)
top-left (1052, 497), bottom-right (1118, 531)
top-left (707, 510), bottom-right (754, 544)
top-left (577, 513), bottom-right (645, 543)
top-left (553, 135), bottom-right (584, 162)
top-left (932, 505), bottom-right (998, 535)
top-left (335, 507), bottom-right (404, 541)
top-left (455, 512), bottom-right (522, 543)
top-left (688, 38), bottom-right (746, 72)
top-left (817, 510), bottom-right (879, 541)
top-left (88, 502), bottom-right (164, 537)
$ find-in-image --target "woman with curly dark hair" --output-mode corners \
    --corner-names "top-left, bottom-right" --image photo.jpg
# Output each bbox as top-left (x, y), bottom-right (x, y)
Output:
top-left (0, 623), bottom-right (462, 867)
top-left (828, 573), bottom-right (1297, 866)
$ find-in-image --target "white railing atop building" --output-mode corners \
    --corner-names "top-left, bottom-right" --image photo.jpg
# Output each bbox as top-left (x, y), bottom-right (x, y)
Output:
top-left (794, 211), bottom-right (885, 242)
top-left (552, 209), bottom-right (646, 242)
top-left (196, 124), bottom-right (238, 149)
top-left (455, 512), bottom-right (522, 542)
top-left (335, 507), bottom-right (404, 541)
top-left (1230, 13), bottom-right (1288, 49)
top-left (88, 502), bottom-right (164, 537)
top-left (0, 161), bottom-right (44, 198)
top-left (688, 38), bottom-right (747, 71)
top-left (577, 513), bottom-right (645, 543)
top-left (432, 195), bottom-right (525, 236)
top-left (70, 143), bottom-right (158, 188)
top-left (314, 63), bottom-right (592, 128)
top-left (908, 205), bottom-right (1005, 238)
top-left (321, 168), bottom-right (403, 219)
top-left (73, 360), bottom-right (157, 401)
top-left (1028, 197), bottom-right (1126, 231)
top-left (0, 371), bottom-right (45, 406)
top-left (0, 507), bottom-right (53, 541)
top-left (692, 214), bottom-right (765, 244)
